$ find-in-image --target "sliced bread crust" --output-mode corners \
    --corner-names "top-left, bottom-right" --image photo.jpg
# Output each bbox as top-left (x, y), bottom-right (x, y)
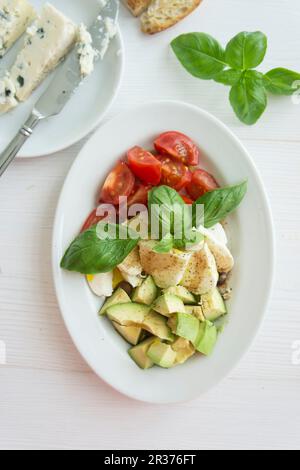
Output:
top-left (124, 0), bottom-right (153, 17)
top-left (141, 0), bottom-right (202, 34)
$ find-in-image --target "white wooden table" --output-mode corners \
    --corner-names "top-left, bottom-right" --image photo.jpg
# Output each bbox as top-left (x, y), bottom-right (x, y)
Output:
top-left (0, 0), bottom-right (300, 450)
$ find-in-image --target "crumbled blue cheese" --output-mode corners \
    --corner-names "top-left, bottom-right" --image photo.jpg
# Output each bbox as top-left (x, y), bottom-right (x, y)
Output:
top-left (9, 3), bottom-right (77, 103)
top-left (0, 72), bottom-right (17, 113)
top-left (99, 16), bottom-right (117, 60)
top-left (0, 0), bottom-right (36, 58)
top-left (77, 24), bottom-right (97, 77)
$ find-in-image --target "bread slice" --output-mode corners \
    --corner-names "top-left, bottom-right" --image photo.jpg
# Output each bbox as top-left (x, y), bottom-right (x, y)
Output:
top-left (124, 0), bottom-right (152, 17)
top-left (141, 0), bottom-right (202, 34)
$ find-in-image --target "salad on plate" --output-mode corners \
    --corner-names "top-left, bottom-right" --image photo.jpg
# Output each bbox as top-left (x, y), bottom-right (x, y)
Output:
top-left (61, 131), bottom-right (247, 370)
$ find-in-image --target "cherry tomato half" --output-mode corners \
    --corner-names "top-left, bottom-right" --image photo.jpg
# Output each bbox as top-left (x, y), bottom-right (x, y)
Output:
top-left (127, 146), bottom-right (161, 186)
top-left (154, 131), bottom-right (200, 166)
top-left (186, 169), bottom-right (219, 200)
top-left (181, 195), bottom-right (194, 205)
top-left (158, 155), bottom-right (191, 191)
top-left (128, 183), bottom-right (152, 207)
top-left (100, 161), bottom-right (135, 205)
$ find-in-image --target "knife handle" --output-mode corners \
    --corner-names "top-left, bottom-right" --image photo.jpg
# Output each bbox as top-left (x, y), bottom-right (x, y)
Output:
top-left (0, 112), bottom-right (41, 177)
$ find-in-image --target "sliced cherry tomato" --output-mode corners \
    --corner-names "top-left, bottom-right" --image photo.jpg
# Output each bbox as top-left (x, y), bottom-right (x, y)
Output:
top-left (158, 155), bottom-right (191, 191)
top-left (81, 209), bottom-right (104, 232)
top-left (186, 169), bottom-right (219, 200)
top-left (127, 183), bottom-right (152, 207)
top-left (127, 146), bottom-right (161, 186)
top-left (154, 131), bottom-right (200, 166)
top-left (181, 195), bottom-right (194, 205)
top-left (100, 161), bottom-right (135, 205)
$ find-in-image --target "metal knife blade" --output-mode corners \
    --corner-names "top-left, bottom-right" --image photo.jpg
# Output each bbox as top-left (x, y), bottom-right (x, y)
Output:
top-left (34, 0), bottom-right (119, 118)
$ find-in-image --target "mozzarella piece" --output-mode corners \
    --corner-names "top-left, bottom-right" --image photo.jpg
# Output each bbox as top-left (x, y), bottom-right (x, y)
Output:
top-left (199, 224), bottom-right (234, 273)
top-left (77, 23), bottom-right (97, 77)
top-left (0, 0), bottom-right (36, 58)
top-left (9, 3), bottom-right (77, 103)
top-left (118, 246), bottom-right (143, 277)
top-left (199, 223), bottom-right (228, 246)
top-left (87, 272), bottom-right (113, 297)
top-left (119, 272), bottom-right (144, 288)
top-left (139, 240), bottom-right (192, 289)
top-left (180, 243), bottom-right (219, 295)
top-left (0, 72), bottom-right (17, 113)
top-left (118, 246), bottom-right (144, 287)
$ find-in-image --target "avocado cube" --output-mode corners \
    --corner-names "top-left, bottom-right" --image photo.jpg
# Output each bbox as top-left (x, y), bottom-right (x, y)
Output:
top-left (142, 311), bottom-right (174, 341)
top-left (129, 337), bottom-right (156, 369)
top-left (132, 276), bottom-right (158, 305)
top-left (201, 288), bottom-right (227, 321)
top-left (171, 337), bottom-right (195, 365)
top-left (163, 286), bottom-right (196, 304)
top-left (185, 305), bottom-right (205, 322)
top-left (152, 294), bottom-right (185, 317)
top-left (195, 320), bottom-right (218, 356)
top-left (112, 322), bottom-right (143, 346)
top-left (147, 340), bottom-right (177, 368)
top-left (99, 288), bottom-right (131, 315)
top-left (168, 313), bottom-right (199, 344)
top-left (107, 303), bottom-right (174, 342)
top-left (106, 302), bottom-right (150, 325)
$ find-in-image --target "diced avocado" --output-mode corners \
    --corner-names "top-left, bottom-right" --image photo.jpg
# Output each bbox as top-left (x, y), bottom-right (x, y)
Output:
top-left (171, 337), bottom-right (195, 365)
top-left (201, 288), bottom-right (227, 321)
top-left (112, 268), bottom-right (124, 289)
top-left (147, 340), bottom-right (177, 368)
top-left (143, 311), bottom-right (174, 341)
top-left (168, 313), bottom-right (199, 344)
top-left (107, 303), bottom-right (174, 341)
top-left (163, 286), bottom-right (196, 304)
top-left (107, 302), bottom-right (150, 325)
top-left (99, 288), bottom-right (131, 315)
top-left (132, 276), bottom-right (158, 305)
top-left (152, 294), bottom-right (185, 317)
top-left (185, 306), bottom-right (205, 322)
top-left (129, 337), bottom-right (156, 369)
top-left (112, 322), bottom-right (143, 346)
top-left (195, 320), bottom-right (218, 356)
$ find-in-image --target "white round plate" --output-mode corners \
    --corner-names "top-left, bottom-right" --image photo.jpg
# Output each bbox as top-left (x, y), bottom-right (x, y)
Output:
top-left (52, 101), bottom-right (275, 404)
top-left (0, 0), bottom-right (124, 158)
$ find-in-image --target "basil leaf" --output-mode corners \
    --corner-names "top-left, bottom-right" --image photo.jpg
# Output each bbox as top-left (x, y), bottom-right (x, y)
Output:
top-left (171, 33), bottom-right (226, 80)
top-left (229, 70), bottom-right (267, 125)
top-left (148, 185), bottom-right (185, 236)
top-left (193, 181), bottom-right (248, 228)
top-left (214, 69), bottom-right (242, 86)
top-left (225, 31), bottom-right (267, 70)
top-left (154, 234), bottom-right (174, 254)
top-left (264, 68), bottom-right (300, 95)
top-left (60, 224), bottom-right (139, 274)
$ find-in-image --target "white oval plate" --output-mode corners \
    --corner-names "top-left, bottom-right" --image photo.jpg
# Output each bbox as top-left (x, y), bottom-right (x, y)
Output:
top-left (52, 101), bottom-right (275, 404)
top-left (0, 0), bottom-right (124, 158)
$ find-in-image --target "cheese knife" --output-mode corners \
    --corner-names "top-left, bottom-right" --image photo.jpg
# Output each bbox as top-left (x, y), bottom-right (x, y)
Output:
top-left (0, 0), bottom-right (119, 176)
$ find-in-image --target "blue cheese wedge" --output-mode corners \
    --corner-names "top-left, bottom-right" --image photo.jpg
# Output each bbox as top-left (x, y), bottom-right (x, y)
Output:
top-left (77, 24), bottom-right (97, 77)
top-left (0, 72), bottom-right (17, 112)
top-left (0, 0), bottom-right (36, 58)
top-left (8, 3), bottom-right (77, 103)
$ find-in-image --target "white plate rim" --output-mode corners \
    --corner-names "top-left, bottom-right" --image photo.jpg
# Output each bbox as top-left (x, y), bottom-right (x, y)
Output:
top-left (52, 100), bottom-right (275, 404)
top-left (14, 26), bottom-right (124, 158)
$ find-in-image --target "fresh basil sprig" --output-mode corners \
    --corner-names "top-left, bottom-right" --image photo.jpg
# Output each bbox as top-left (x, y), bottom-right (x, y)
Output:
top-left (171, 31), bottom-right (300, 125)
top-left (149, 186), bottom-right (203, 253)
top-left (60, 223), bottom-right (140, 274)
top-left (193, 181), bottom-right (248, 228)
